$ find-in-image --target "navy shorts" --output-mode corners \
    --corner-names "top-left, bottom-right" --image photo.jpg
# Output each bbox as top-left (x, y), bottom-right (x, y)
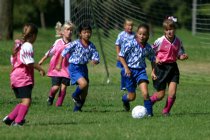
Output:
top-left (51, 77), bottom-right (70, 86)
top-left (153, 62), bottom-right (179, 91)
top-left (116, 61), bottom-right (124, 69)
top-left (13, 84), bottom-right (33, 99)
top-left (69, 63), bottom-right (89, 85)
top-left (123, 68), bottom-right (149, 93)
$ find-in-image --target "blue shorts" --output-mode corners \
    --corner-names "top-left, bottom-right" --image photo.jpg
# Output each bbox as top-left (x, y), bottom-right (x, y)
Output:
top-left (116, 61), bottom-right (124, 69)
top-left (69, 63), bottom-right (89, 85)
top-left (123, 68), bottom-right (149, 93)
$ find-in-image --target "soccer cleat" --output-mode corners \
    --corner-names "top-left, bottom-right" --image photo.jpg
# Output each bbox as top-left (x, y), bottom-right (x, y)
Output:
top-left (121, 87), bottom-right (126, 91)
top-left (122, 101), bottom-right (130, 111)
top-left (47, 96), bottom-right (54, 106)
top-left (72, 95), bottom-right (82, 107)
top-left (162, 112), bottom-right (170, 117)
top-left (2, 116), bottom-right (13, 126)
top-left (11, 122), bottom-right (23, 127)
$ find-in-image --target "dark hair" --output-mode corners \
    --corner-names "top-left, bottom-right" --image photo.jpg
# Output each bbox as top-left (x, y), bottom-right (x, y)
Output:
top-left (137, 23), bottom-right (150, 34)
top-left (78, 23), bottom-right (92, 33)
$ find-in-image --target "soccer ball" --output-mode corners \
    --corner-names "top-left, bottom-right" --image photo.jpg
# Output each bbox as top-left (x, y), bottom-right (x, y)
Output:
top-left (131, 105), bottom-right (147, 119)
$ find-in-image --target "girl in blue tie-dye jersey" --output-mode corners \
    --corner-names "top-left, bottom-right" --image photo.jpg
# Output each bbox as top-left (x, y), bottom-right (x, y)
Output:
top-left (119, 23), bottom-right (155, 116)
top-left (56, 23), bottom-right (100, 112)
top-left (115, 19), bottom-right (135, 91)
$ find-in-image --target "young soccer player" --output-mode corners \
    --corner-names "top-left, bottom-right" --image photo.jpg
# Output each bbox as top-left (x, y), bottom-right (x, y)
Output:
top-left (3, 23), bottom-right (45, 126)
top-left (39, 21), bottom-right (74, 106)
top-left (119, 23), bottom-right (155, 116)
top-left (150, 17), bottom-right (188, 116)
top-left (115, 19), bottom-right (135, 91)
top-left (56, 23), bottom-right (100, 112)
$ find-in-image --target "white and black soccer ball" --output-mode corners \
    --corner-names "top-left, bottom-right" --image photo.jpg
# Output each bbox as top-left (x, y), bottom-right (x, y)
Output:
top-left (131, 105), bottom-right (147, 119)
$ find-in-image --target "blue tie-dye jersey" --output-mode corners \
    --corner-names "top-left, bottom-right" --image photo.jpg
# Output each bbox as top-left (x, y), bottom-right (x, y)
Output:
top-left (115, 31), bottom-right (135, 48)
top-left (61, 39), bottom-right (100, 64)
top-left (119, 38), bottom-right (155, 69)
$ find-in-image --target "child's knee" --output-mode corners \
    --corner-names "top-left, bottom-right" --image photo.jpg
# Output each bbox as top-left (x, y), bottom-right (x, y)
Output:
top-left (128, 93), bottom-right (136, 101)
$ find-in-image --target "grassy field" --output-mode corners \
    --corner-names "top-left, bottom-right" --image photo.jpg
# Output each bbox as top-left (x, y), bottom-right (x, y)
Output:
top-left (0, 28), bottom-right (210, 140)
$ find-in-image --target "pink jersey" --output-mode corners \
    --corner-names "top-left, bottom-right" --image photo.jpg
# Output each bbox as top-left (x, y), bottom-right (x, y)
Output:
top-left (152, 36), bottom-right (185, 63)
top-left (10, 41), bottom-right (35, 88)
top-left (45, 38), bottom-right (70, 79)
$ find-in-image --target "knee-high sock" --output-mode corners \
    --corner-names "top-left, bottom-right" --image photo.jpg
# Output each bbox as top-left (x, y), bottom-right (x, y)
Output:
top-left (144, 100), bottom-right (153, 116)
top-left (150, 92), bottom-right (159, 104)
top-left (72, 86), bottom-right (82, 98)
top-left (15, 104), bottom-right (29, 123)
top-left (49, 87), bottom-right (57, 98)
top-left (56, 89), bottom-right (66, 106)
top-left (162, 96), bottom-right (176, 114)
top-left (122, 94), bottom-right (129, 103)
top-left (8, 104), bottom-right (21, 120)
top-left (120, 70), bottom-right (126, 89)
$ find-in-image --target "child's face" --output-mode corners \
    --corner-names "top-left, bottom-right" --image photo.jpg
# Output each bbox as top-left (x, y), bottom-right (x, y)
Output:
top-left (136, 27), bottom-right (149, 44)
top-left (63, 27), bottom-right (73, 39)
top-left (164, 26), bottom-right (175, 40)
top-left (124, 21), bottom-right (133, 33)
top-left (80, 29), bottom-right (91, 41)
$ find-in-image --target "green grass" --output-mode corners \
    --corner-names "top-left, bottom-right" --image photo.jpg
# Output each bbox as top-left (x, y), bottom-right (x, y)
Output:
top-left (0, 28), bottom-right (210, 140)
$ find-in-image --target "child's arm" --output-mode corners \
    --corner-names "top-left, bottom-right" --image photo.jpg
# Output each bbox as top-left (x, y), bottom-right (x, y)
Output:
top-left (116, 45), bottom-right (120, 61)
top-left (33, 63), bottom-right (46, 76)
top-left (55, 55), bottom-right (64, 71)
top-left (151, 62), bottom-right (157, 80)
top-left (119, 56), bottom-right (131, 77)
top-left (38, 55), bottom-right (48, 65)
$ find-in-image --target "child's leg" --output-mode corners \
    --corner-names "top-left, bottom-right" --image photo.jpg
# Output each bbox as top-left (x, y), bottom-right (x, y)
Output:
top-left (139, 82), bottom-right (153, 116)
top-left (162, 82), bottom-right (177, 114)
top-left (120, 69), bottom-right (126, 90)
top-left (150, 90), bottom-right (165, 104)
top-left (73, 85), bottom-right (88, 112)
top-left (122, 92), bottom-right (136, 111)
top-left (14, 98), bottom-right (31, 124)
top-left (72, 77), bottom-right (88, 112)
top-left (56, 84), bottom-right (67, 107)
top-left (47, 85), bottom-right (59, 105)
top-left (3, 104), bottom-right (21, 125)
top-left (8, 104), bottom-right (21, 120)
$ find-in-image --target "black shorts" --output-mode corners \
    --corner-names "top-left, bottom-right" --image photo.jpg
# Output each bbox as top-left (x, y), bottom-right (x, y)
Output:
top-left (153, 62), bottom-right (179, 91)
top-left (51, 77), bottom-right (70, 86)
top-left (13, 85), bottom-right (33, 99)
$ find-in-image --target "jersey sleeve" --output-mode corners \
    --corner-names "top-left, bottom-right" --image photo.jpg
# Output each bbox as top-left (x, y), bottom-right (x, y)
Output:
top-left (90, 44), bottom-right (100, 62)
top-left (146, 44), bottom-right (156, 62)
top-left (20, 42), bottom-right (34, 65)
top-left (178, 41), bottom-right (185, 56)
top-left (152, 37), bottom-right (162, 53)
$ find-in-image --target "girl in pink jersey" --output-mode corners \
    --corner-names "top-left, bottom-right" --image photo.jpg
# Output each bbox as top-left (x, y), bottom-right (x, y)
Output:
top-left (3, 23), bottom-right (45, 126)
top-left (150, 17), bottom-right (188, 116)
top-left (39, 21), bottom-right (74, 106)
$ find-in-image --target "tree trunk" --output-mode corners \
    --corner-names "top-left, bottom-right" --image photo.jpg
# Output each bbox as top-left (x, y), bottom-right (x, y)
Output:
top-left (0, 0), bottom-right (13, 40)
top-left (40, 12), bottom-right (46, 29)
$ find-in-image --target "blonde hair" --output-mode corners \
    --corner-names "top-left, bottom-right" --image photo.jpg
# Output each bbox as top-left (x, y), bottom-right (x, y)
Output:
top-left (22, 23), bottom-right (38, 42)
top-left (124, 19), bottom-right (133, 25)
top-left (55, 21), bottom-right (75, 37)
top-left (163, 19), bottom-right (176, 29)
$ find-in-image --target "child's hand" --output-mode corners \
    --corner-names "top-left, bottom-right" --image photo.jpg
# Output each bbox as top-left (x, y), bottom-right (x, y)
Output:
top-left (151, 70), bottom-right (157, 80)
top-left (125, 67), bottom-right (131, 77)
top-left (39, 69), bottom-right (45, 76)
top-left (56, 64), bottom-right (61, 71)
top-left (156, 58), bottom-right (162, 65)
top-left (91, 60), bottom-right (99, 65)
top-left (179, 54), bottom-right (188, 60)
